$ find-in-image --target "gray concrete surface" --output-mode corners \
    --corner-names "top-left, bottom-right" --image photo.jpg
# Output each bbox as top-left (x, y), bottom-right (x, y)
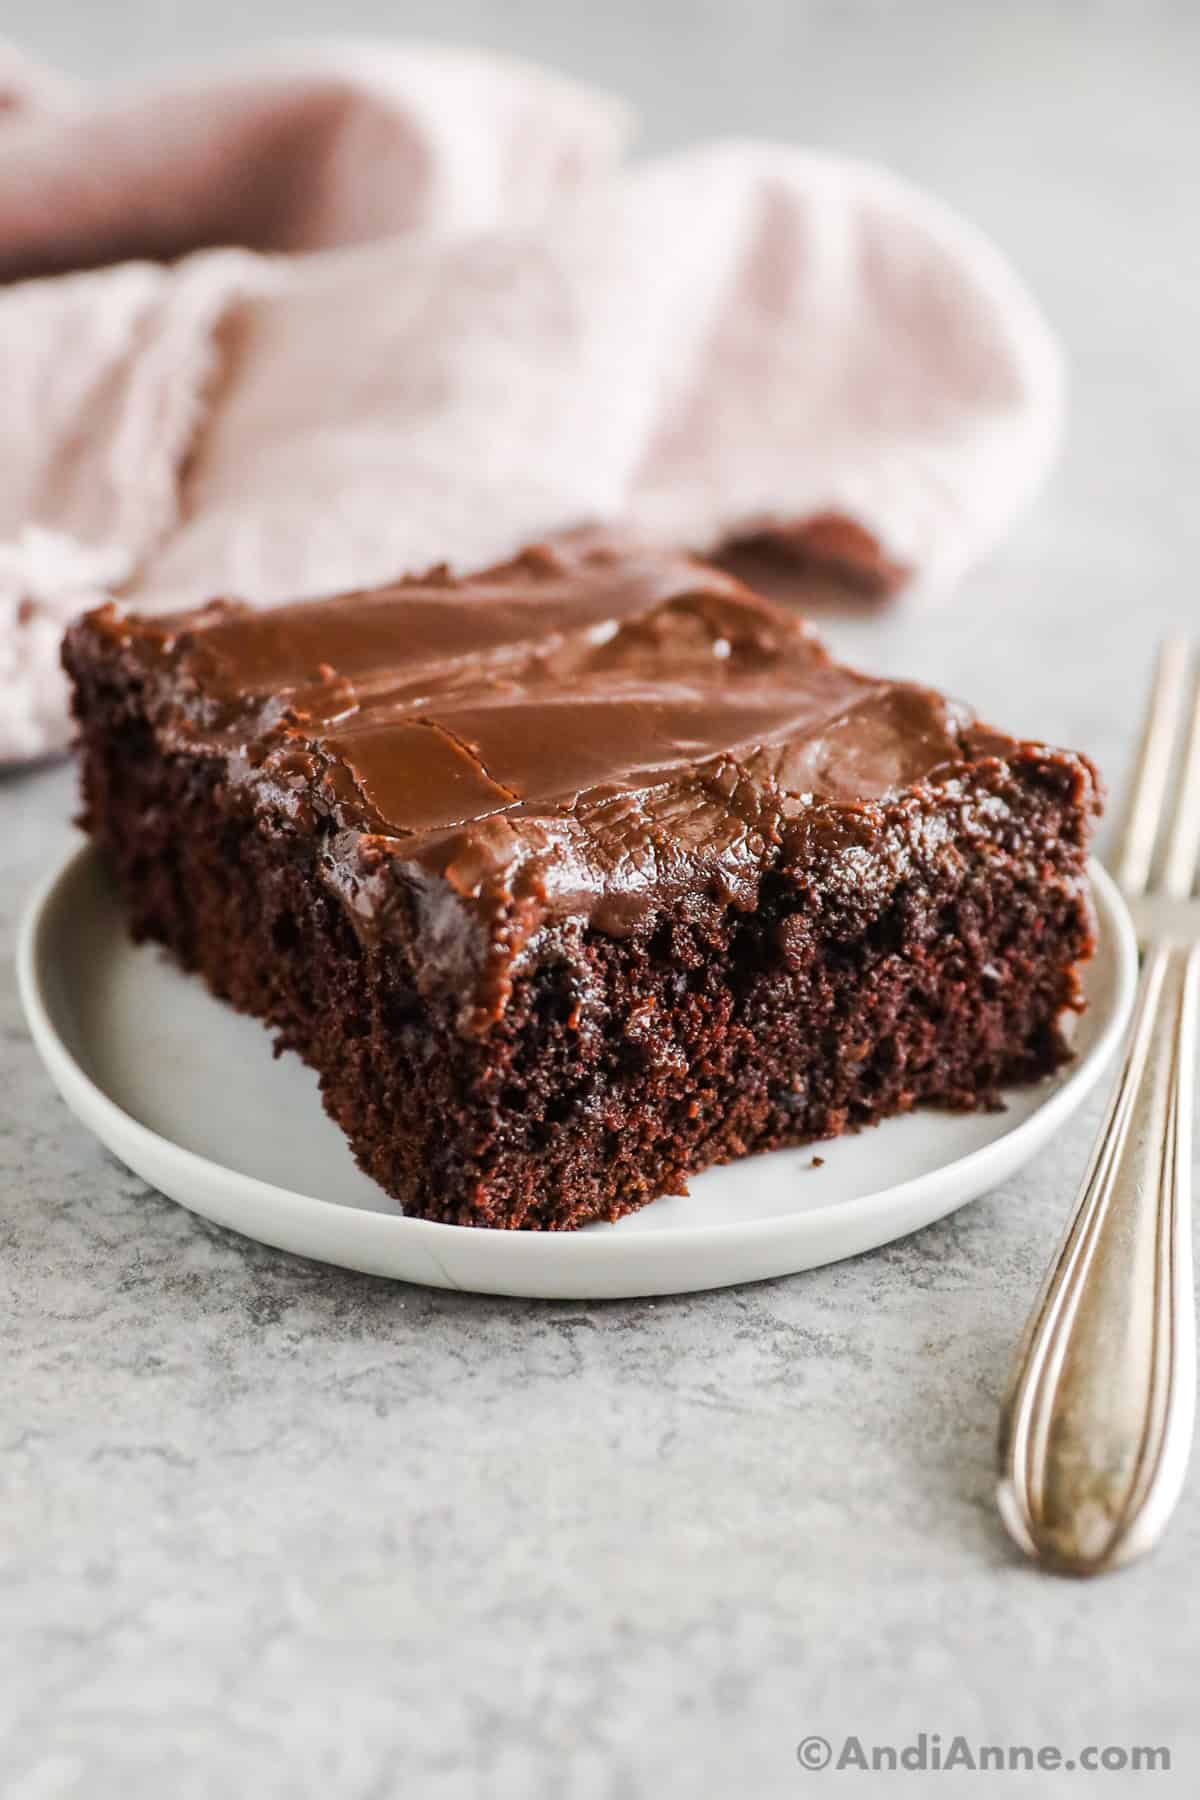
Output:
top-left (3, 4), bottom-right (1199, 1796)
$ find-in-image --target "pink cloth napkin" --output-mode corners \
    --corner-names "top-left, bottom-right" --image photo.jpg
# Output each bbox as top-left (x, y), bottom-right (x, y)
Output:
top-left (0, 40), bottom-right (1062, 761)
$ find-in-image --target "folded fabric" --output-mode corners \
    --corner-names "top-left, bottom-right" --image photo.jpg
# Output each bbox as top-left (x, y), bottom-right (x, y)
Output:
top-left (0, 38), bottom-right (631, 281)
top-left (0, 40), bottom-right (1061, 761)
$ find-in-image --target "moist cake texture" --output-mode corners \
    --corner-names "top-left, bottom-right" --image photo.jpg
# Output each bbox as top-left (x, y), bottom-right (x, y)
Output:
top-left (64, 541), bottom-right (1101, 1230)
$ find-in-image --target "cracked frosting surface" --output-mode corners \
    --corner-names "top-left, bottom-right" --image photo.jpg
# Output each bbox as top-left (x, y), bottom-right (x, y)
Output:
top-left (72, 534), bottom-right (1106, 1037)
top-left (76, 539), bottom-right (1002, 941)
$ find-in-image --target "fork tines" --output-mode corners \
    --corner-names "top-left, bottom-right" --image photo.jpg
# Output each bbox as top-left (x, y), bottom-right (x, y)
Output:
top-left (1114, 640), bottom-right (1200, 900)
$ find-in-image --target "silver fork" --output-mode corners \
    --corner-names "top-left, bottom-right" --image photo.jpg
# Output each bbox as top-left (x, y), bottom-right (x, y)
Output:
top-left (997, 639), bottom-right (1200, 1575)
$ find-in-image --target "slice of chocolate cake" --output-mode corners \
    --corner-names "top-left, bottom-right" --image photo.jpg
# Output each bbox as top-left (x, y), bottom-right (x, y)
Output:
top-left (63, 541), bottom-right (1100, 1230)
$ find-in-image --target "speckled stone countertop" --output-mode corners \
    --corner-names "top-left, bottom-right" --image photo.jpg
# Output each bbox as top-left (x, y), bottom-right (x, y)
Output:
top-left (3, 5), bottom-right (1200, 1797)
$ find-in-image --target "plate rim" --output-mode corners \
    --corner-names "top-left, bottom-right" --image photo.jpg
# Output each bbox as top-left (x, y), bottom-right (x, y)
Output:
top-left (18, 841), bottom-right (1139, 1280)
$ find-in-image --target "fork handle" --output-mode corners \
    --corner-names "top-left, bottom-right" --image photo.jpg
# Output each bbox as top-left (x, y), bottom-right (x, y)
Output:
top-left (997, 940), bottom-right (1199, 1574)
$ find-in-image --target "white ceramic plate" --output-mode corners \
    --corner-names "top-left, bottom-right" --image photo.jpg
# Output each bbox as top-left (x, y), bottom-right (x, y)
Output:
top-left (19, 843), bottom-right (1137, 1299)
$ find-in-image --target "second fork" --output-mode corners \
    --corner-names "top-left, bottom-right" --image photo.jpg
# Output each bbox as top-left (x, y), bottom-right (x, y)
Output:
top-left (997, 639), bottom-right (1200, 1576)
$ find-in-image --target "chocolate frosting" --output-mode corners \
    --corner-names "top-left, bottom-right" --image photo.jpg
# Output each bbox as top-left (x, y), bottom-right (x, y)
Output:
top-left (79, 539), bottom-right (1048, 1025)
